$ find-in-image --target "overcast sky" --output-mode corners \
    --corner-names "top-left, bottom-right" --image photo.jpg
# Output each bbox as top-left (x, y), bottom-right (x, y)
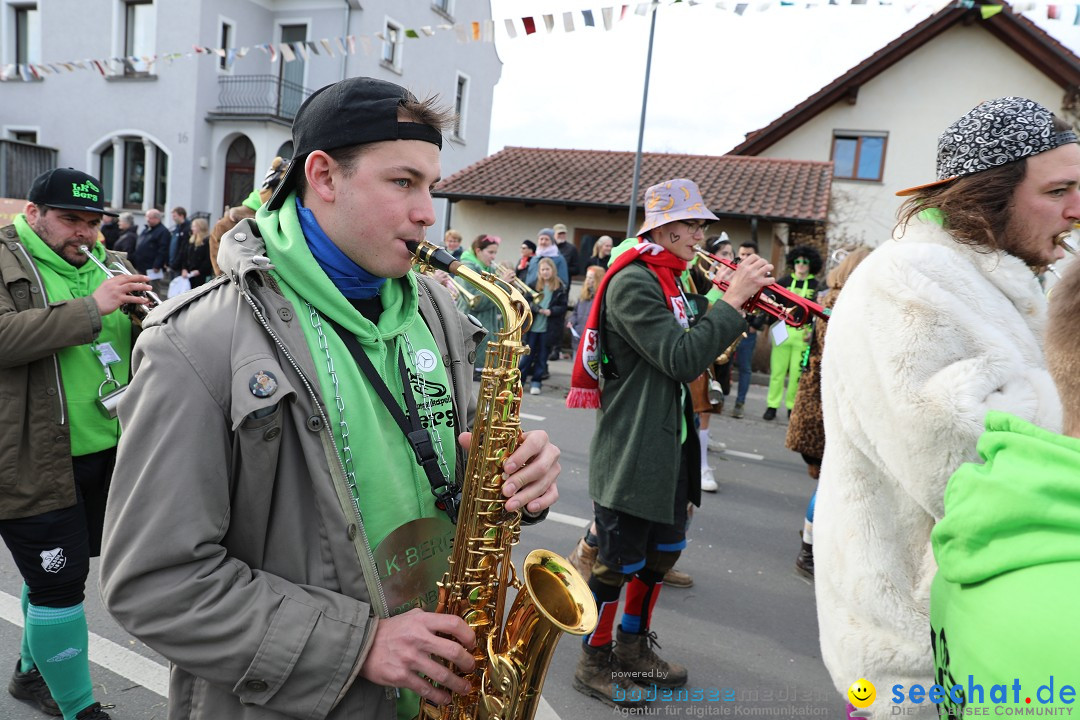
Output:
top-left (486, 0), bottom-right (1080, 156)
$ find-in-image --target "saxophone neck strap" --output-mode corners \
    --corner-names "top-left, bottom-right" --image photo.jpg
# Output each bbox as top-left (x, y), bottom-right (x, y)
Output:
top-left (326, 318), bottom-right (461, 524)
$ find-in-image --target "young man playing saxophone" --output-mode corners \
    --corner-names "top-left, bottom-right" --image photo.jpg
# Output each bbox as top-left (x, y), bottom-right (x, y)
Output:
top-left (100, 77), bottom-right (562, 720)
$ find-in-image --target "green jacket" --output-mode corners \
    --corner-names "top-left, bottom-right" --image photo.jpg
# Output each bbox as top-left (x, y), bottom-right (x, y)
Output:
top-left (589, 261), bottom-right (746, 523)
top-left (0, 223), bottom-right (137, 519)
top-left (930, 412), bottom-right (1080, 714)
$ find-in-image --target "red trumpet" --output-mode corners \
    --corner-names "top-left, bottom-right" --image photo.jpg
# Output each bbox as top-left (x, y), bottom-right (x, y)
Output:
top-left (693, 248), bottom-right (830, 328)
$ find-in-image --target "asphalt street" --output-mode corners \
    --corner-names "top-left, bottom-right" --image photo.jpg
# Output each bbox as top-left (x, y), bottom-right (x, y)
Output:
top-left (0, 358), bottom-right (844, 720)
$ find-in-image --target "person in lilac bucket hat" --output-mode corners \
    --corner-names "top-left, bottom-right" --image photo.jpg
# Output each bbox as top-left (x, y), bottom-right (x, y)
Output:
top-left (565, 178), bottom-right (773, 708)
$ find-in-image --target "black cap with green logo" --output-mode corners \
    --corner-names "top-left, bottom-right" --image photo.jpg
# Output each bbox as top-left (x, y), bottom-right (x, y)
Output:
top-left (28, 168), bottom-right (118, 217)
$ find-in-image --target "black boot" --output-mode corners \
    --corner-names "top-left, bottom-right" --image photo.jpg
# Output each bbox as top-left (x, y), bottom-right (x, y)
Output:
top-left (763, 407), bottom-right (777, 421)
top-left (796, 541), bottom-right (814, 579)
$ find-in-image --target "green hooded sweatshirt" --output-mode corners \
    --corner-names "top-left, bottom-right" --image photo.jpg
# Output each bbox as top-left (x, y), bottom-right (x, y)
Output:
top-left (15, 214), bottom-right (132, 456)
top-left (257, 196), bottom-right (457, 608)
top-left (930, 412), bottom-right (1080, 714)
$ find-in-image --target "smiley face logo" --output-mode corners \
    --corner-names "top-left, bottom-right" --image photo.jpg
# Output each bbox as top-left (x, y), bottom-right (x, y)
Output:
top-left (847, 679), bottom-right (876, 708)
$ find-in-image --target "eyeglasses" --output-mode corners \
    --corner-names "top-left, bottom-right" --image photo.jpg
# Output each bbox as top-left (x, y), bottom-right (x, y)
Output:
top-left (681, 220), bottom-right (711, 236)
top-left (793, 258), bottom-right (810, 266)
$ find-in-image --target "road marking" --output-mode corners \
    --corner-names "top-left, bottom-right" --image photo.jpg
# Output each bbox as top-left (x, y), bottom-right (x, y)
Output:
top-left (0, 590), bottom-right (169, 697)
top-left (520, 412), bottom-right (545, 421)
top-left (547, 511), bottom-right (591, 528)
top-left (0, 590), bottom-right (564, 718)
top-left (724, 449), bottom-right (765, 461)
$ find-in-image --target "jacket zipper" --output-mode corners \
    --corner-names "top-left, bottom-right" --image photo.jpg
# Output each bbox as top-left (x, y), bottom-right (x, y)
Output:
top-left (13, 243), bottom-right (65, 426)
top-left (239, 277), bottom-right (392, 623)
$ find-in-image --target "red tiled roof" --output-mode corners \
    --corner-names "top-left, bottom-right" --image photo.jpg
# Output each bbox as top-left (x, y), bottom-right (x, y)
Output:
top-left (435, 146), bottom-right (833, 223)
top-left (729, 1), bottom-right (1080, 156)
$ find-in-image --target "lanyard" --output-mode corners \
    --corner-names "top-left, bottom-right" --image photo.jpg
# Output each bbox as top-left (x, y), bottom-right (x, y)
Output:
top-left (326, 319), bottom-right (461, 524)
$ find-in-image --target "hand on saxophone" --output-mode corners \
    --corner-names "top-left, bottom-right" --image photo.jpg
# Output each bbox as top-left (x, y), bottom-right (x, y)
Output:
top-left (91, 273), bottom-right (153, 316)
top-left (458, 429), bottom-right (561, 515)
top-left (359, 608), bottom-right (476, 704)
top-left (722, 255), bottom-right (774, 313)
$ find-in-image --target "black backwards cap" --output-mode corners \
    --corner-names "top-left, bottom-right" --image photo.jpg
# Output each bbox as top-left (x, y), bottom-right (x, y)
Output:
top-left (267, 76), bottom-right (444, 211)
top-left (28, 168), bottom-right (118, 217)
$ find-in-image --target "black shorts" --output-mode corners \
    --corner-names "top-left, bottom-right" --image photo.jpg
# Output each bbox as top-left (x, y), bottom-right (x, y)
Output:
top-left (0, 447), bottom-right (114, 607)
top-left (593, 450), bottom-right (690, 575)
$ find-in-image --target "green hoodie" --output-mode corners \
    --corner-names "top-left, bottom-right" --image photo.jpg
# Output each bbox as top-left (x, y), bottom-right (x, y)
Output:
top-left (257, 196), bottom-right (457, 607)
top-left (930, 412), bottom-right (1080, 714)
top-left (15, 214), bottom-right (131, 456)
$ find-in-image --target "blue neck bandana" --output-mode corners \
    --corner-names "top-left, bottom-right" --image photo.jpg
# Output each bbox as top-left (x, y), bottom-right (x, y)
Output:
top-left (296, 197), bottom-right (386, 299)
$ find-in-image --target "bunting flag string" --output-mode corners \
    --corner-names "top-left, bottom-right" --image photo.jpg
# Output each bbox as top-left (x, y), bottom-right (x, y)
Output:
top-left (2, 1), bottom-right (1077, 83)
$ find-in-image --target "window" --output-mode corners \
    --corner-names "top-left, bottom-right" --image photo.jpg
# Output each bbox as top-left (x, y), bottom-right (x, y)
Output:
top-left (432, 0), bottom-right (453, 17)
top-left (219, 20), bottom-right (234, 71)
top-left (278, 23), bottom-right (307, 117)
top-left (10, 129), bottom-right (37, 143)
top-left (97, 136), bottom-right (168, 210)
top-left (381, 18), bottom-right (403, 71)
top-left (453, 73), bottom-right (469, 140)
top-left (831, 132), bottom-right (887, 182)
top-left (14, 4), bottom-right (40, 66)
top-left (124, 0), bottom-right (156, 76)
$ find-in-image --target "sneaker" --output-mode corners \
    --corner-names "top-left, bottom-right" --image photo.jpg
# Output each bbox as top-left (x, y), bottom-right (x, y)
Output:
top-left (567, 536), bottom-right (598, 582)
top-left (763, 407), bottom-right (777, 421)
top-left (731, 402), bottom-right (744, 419)
top-left (700, 467), bottom-right (718, 493)
top-left (529, 385), bottom-right (541, 396)
top-left (8, 659), bottom-right (61, 716)
top-left (662, 566), bottom-right (694, 588)
top-left (75, 703), bottom-right (113, 720)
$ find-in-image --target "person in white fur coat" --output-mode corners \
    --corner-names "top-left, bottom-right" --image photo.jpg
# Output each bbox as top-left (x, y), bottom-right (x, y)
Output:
top-left (815, 96), bottom-right (1077, 719)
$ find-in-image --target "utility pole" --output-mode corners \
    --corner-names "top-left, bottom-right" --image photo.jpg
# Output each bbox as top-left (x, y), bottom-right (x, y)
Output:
top-left (626, 1), bottom-right (658, 239)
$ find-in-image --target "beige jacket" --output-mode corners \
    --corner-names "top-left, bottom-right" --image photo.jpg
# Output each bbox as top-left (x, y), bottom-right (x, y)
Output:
top-left (100, 219), bottom-right (482, 719)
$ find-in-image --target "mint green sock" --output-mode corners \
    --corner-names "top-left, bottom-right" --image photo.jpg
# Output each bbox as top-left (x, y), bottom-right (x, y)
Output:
top-left (19, 584), bottom-right (32, 673)
top-left (26, 603), bottom-right (95, 720)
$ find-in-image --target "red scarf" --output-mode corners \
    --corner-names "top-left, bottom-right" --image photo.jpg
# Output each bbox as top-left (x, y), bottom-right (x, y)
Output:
top-left (566, 242), bottom-right (688, 409)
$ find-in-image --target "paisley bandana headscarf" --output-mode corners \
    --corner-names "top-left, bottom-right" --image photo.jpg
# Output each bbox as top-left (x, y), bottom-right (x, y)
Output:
top-left (897, 97), bottom-right (1078, 197)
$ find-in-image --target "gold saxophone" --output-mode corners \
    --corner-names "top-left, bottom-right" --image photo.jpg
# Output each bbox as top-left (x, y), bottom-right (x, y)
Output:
top-left (407, 240), bottom-right (597, 720)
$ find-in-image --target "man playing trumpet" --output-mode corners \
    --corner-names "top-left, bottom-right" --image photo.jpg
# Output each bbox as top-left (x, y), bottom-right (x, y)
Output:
top-left (0, 168), bottom-right (149, 720)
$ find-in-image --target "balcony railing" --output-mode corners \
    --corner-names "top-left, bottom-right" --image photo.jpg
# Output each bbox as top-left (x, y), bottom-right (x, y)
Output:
top-left (211, 75), bottom-right (313, 122)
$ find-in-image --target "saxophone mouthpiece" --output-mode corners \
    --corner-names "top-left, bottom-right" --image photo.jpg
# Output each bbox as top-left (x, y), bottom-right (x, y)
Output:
top-left (408, 239), bottom-right (461, 274)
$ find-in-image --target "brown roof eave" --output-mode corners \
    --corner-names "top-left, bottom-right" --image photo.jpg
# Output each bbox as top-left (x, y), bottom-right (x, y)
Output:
top-left (434, 192), bottom-right (827, 224)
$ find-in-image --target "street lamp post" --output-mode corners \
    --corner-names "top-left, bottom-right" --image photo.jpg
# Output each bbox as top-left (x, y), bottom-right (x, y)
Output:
top-left (626, 1), bottom-right (659, 239)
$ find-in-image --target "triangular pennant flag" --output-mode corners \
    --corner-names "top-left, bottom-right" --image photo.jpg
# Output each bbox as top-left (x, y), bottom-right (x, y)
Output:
top-left (347, 35), bottom-right (357, 55)
top-left (280, 43), bottom-right (296, 62)
top-left (317, 39), bottom-right (333, 56)
top-left (621, 5), bottom-right (630, 20)
top-left (454, 24), bottom-right (468, 42)
top-left (405, 28), bottom-right (419, 38)
top-left (92, 59), bottom-right (107, 75)
top-left (28, 64), bottom-right (40, 80)
top-left (523, 16), bottom-right (537, 34)
top-left (735, 3), bottom-right (749, 14)
top-left (421, 26), bottom-right (435, 36)
top-left (542, 14), bottom-right (554, 31)
top-left (213, 48), bottom-right (226, 57)
top-left (602, 7), bottom-right (614, 29)
top-left (1074, 5), bottom-right (1080, 24)
top-left (583, 9), bottom-right (596, 25)
top-left (1048, 4), bottom-right (1060, 18)
top-left (294, 42), bottom-right (310, 59)
top-left (980, 4), bottom-right (1003, 18)
top-left (236, 47), bottom-right (249, 58)
top-left (635, 3), bottom-right (650, 14)
top-left (225, 48), bottom-right (237, 68)
top-left (358, 36), bottom-right (371, 56)
top-left (122, 58), bottom-right (137, 73)
top-left (482, 19), bottom-right (494, 42)
top-left (564, 11), bottom-right (575, 31)
top-left (268, 44), bottom-right (278, 62)
top-left (336, 37), bottom-right (347, 54)
top-left (305, 41), bottom-right (320, 55)
top-left (505, 18), bottom-right (518, 37)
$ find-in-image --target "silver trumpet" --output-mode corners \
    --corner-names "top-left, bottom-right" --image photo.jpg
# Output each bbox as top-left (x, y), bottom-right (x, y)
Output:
top-left (495, 262), bottom-right (541, 302)
top-left (78, 245), bottom-right (162, 316)
top-left (1047, 231), bottom-right (1078, 280)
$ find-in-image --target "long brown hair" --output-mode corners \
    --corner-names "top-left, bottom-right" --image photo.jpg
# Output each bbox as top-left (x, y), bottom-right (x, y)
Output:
top-left (579, 265), bottom-right (605, 301)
